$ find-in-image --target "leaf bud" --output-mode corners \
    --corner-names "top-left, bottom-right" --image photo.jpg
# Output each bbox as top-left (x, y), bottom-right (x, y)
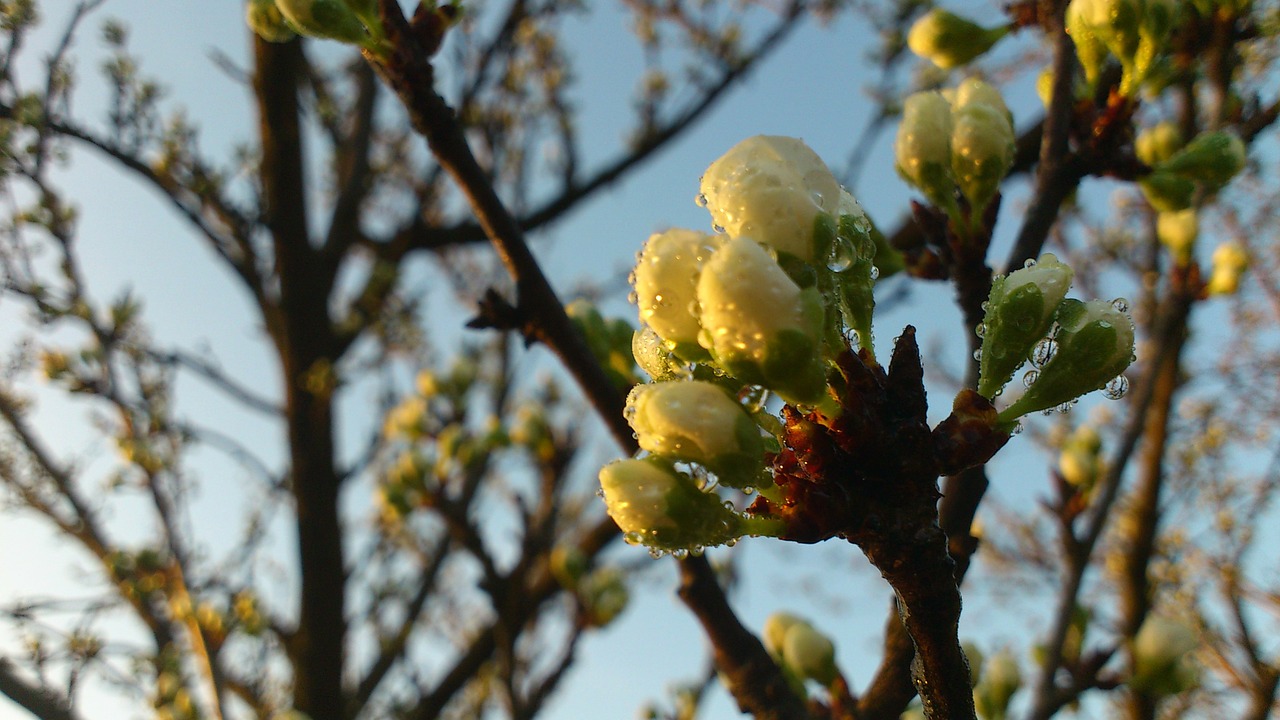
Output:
top-left (696, 237), bottom-right (827, 404)
top-left (1155, 209), bottom-right (1197, 265)
top-left (1131, 615), bottom-right (1200, 696)
top-left (906, 9), bottom-right (1008, 70)
top-left (598, 458), bottom-right (753, 550)
top-left (700, 136), bottom-right (841, 263)
top-left (1157, 131), bottom-right (1246, 192)
top-left (632, 228), bottom-right (721, 360)
top-left (626, 380), bottom-right (765, 487)
top-left (895, 92), bottom-right (957, 214)
top-left (274, 0), bottom-right (370, 45)
top-left (1065, 0), bottom-right (1109, 84)
top-left (1206, 240), bottom-right (1248, 296)
top-left (977, 253), bottom-right (1075, 399)
top-left (247, 0), bottom-right (297, 42)
top-left (1000, 298), bottom-right (1136, 421)
top-left (1138, 170), bottom-right (1195, 212)
top-left (549, 544), bottom-right (589, 589)
top-left (762, 612), bottom-right (803, 658)
top-left (578, 566), bottom-right (629, 627)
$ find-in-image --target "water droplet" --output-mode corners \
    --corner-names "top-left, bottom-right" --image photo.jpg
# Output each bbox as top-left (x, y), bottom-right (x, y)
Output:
top-left (725, 538), bottom-right (738, 547)
top-left (1023, 258), bottom-right (1038, 269)
top-left (624, 531), bottom-right (642, 545)
top-left (1011, 421), bottom-right (1024, 435)
top-left (742, 486), bottom-right (756, 496)
top-left (1030, 337), bottom-right (1058, 368)
top-left (974, 322), bottom-right (986, 339)
top-left (712, 223), bottom-right (726, 234)
top-left (972, 349), bottom-right (982, 361)
top-left (1111, 297), bottom-right (1130, 313)
top-left (595, 488), bottom-right (605, 499)
top-left (827, 238), bottom-right (855, 272)
top-left (690, 545), bottom-right (705, 557)
top-left (1023, 369), bottom-right (1039, 388)
top-left (695, 193), bottom-right (708, 207)
top-left (810, 190), bottom-right (825, 206)
top-left (870, 266), bottom-right (880, 280)
top-left (981, 301), bottom-right (990, 312)
top-left (1104, 375), bottom-right (1129, 400)
top-left (672, 548), bottom-right (689, 560)
top-left (648, 547), bottom-right (665, 559)
top-left (627, 291), bottom-right (638, 305)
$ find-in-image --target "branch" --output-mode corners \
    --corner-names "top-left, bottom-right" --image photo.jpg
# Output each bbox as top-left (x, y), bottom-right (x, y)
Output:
top-left (0, 659), bottom-right (81, 720)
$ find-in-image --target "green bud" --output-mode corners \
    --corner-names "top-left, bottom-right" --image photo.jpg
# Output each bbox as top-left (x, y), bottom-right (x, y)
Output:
top-left (951, 100), bottom-right (1015, 215)
top-left (1156, 209), bottom-right (1197, 265)
top-left (1157, 131), bottom-right (1246, 191)
top-left (834, 190), bottom-right (879, 354)
top-left (975, 649), bottom-right (1021, 720)
top-left (1000, 298), bottom-right (1136, 421)
top-left (632, 326), bottom-right (685, 380)
top-left (763, 612), bottom-right (804, 658)
top-left (578, 566), bottom-right (630, 627)
top-left (626, 380), bottom-right (765, 487)
top-left (598, 458), bottom-right (756, 550)
top-left (1058, 424), bottom-right (1103, 491)
top-left (700, 136), bottom-right (841, 263)
top-left (1135, 122), bottom-right (1184, 166)
top-left (1131, 615), bottom-right (1200, 696)
top-left (906, 9), bottom-right (1008, 70)
top-left (1206, 241), bottom-right (1248, 295)
top-left (1134, 0), bottom-right (1177, 87)
top-left (696, 237), bottom-right (827, 404)
top-left (977, 253), bottom-right (1075, 399)
top-left (1138, 170), bottom-right (1195, 212)
top-left (782, 621), bottom-right (838, 685)
top-left (567, 300), bottom-right (637, 389)
top-left (274, 0), bottom-right (369, 44)
top-left (633, 228), bottom-right (721, 359)
top-left (1066, 0), bottom-right (1109, 84)
top-left (1073, 0), bottom-right (1142, 68)
top-left (549, 544), bottom-right (589, 589)
top-left (896, 92), bottom-right (957, 214)
top-left (247, 0), bottom-right (297, 42)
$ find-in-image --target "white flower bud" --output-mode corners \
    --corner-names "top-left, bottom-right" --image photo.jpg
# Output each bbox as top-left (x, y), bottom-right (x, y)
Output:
top-left (700, 136), bottom-right (841, 263)
top-left (782, 621), bottom-right (838, 685)
top-left (598, 459), bottom-right (748, 550)
top-left (896, 92), bottom-right (957, 213)
top-left (763, 612), bottom-right (803, 658)
top-left (907, 9), bottom-right (1008, 70)
top-left (626, 381), bottom-right (764, 486)
top-left (1132, 615), bottom-right (1200, 696)
top-left (633, 229), bottom-right (721, 358)
top-left (1058, 424), bottom-right (1103, 491)
top-left (951, 99), bottom-right (1015, 214)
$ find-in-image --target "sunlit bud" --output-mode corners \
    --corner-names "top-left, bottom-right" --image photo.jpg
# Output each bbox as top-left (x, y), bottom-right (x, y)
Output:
top-left (1135, 122), bottom-right (1184, 166)
top-left (626, 381), bottom-right (765, 486)
top-left (696, 237), bottom-right (827, 404)
top-left (1058, 424), bottom-right (1103, 491)
top-left (598, 458), bottom-right (755, 550)
top-left (1158, 131), bottom-right (1246, 191)
top-left (274, 0), bottom-right (370, 44)
top-left (977, 253), bottom-right (1074, 399)
top-left (1000, 299), bottom-right (1136, 421)
top-left (1134, 0), bottom-right (1177, 85)
top-left (1132, 615), bottom-right (1200, 696)
top-left (1156, 209), bottom-right (1197, 265)
top-left (763, 612), bottom-right (803, 658)
top-left (1065, 0), bottom-right (1109, 84)
top-left (632, 326), bottom-right (685, 380)
top-left (633, 228), bottom-right (721, 360)
top-left (700, 136), bottom-right (842, 263)
top-left (578, 566), bottom-right (630, 627)
top-left (782, 621), bottom-right (838, 685)
top-left (962, 641), bottom-right (985, 687)
top-left (975, 649), bottom-right (1022, 720)
top-left (954, 78), bottom-right (1011, 122)
top-left (1138, 170), bottom-right (1195, 212)
top-left (906, 9), bottom-right (1008, 70)
top-left (1206, 241), bottom-right (1248, 296)
top-left (247, 0), bottom-right (297, 42)
top-left (1073, 0), bottom-right (1141, 67)
top-left (549, 544), bottom-right (589, 589)
top-left (951, 95), bottom-right (1015, 215)
top-left (895, 92), bottom-right (957, 214)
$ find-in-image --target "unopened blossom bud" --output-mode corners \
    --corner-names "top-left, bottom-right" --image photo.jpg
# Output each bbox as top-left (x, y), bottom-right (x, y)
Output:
top-left (953, 78), bottom-right (1012, 123)
top-left (782, 621), bottom-right (838, 685)
top-left (1135, 122), bottom-right (1184, 166)
top-left (578, 566), bottom-right (630, 627)
top-left (1001, 299), bottom-right (1136, 420)
top-left (274, 0), bottom-right (370, 44)
top-left (626, 381), bottom-right (765, 486)
top-left (632, 326), bottom-right (685, 380)
top-left (1206, 241), bottom-right (1248, 295)
top-left (1073, 0), bottom-right (1142, 69)
top-left (975, 649), bottom-right (1022, 720)
top-left (896, 92), bottom-right (957, 214)
top-left (906, 9), bottom-right (1008, 70)
top-left (700, 136), bottom-right (841, 263)
top-left (1065, 0), bottom-right (1109, 84)
top-left (763, 612), bottom-right (803, 658)
top-left (1158, 131), bottom-right (1246, 191)
top-left (1156, 209), bottom-right (1197, 264)
top-left (951, 88), bottom-right (1015, 214)
top-left (1058, 424), bottom-right (1103, 491)
top-left (247, 0), bottom-right (297, 42)
top-left (696, 237), bottom-right (827, 404)
top-left (633, 228), bottom-right (721, 360)
top-left (1132, 615), bottom-right (1200, 696)
top-left (598, 458), bottom-right (757, 550)
top-left (1139, 170), bottom-right (1195, 212)
top-left (977, 253), bottom-right (1075, 399)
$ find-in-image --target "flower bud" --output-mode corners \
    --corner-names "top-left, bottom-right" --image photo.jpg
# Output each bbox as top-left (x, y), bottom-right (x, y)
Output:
top-left (1134, 0), bottom-right (1177, 86)
top-left (782, 621), bottom-right (838, 685)
top-left (951, 97), bottom-right (1015, 215)
top-left (1206, 241), bottom-right (1248, 295)
top-left (247, 0), bottom-right (297, 42)
top-left (578, 566), bottom-right (630, 628)
top-left (696, 237), bottom-right (827, 404)
top-left (906, 9), bottom-right (1008, 70)
top-left (1131, 615), bottom-right (1200, 696)
top-left (1156, 209), bottom-right (1197, 264)
top-left (1135, 122), bottom-right (1183, 166)
top-left (1157, 131), bottom-right (1246, 192)
top-left (1139, 170), bottom-right (1195, 212)
top-left (700, 136), bottom-right (841, 263)
top-left (632, 228), bottom-right (721, 360)
top-left (975, 649), bottom-right (1021, 720)
top-left (632, 326), bottom-right (685, 380)
top-left (549, 544), bottom-right (589, 589)
top-left (763, 612), bottom-right (803, 658)
top-left (1066, 0), bottom-right (1109, 84)
top-left (598, 458), bottom-right (750, 550)
top-left (977, 253), bottom-right (1075, 399)
top-left (1001, 299), bottom-right (1136, 420)
top-left (274, 0), bottom-right (370, 44)
top-left (1073, 0), bottom-right (1142, 68)
top-left (895, 92), bottom-right (957, 214)
top-left (1058, 424), bottom-right (1103, 491)
top-left (626, 380), bottom-right (765, 486)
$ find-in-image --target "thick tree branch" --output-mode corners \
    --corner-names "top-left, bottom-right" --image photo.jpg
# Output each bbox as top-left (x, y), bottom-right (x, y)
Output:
top-left (0, 659), bottom-right (80, 720)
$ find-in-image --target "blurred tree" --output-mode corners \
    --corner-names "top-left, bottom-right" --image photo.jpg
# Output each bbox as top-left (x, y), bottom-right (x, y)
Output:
top-left (0, 1), bottom-right (1278, 720)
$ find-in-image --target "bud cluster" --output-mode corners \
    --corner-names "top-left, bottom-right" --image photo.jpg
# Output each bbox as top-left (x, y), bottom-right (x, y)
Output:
top-left (895, 79), bottom-right (1016, 226)
top-left (762, 612), bottom-right (840, 692)
top-left (975, 253), bottom-right (1137, 424)
top-left (1066, 0), bottom-right (1178, 95)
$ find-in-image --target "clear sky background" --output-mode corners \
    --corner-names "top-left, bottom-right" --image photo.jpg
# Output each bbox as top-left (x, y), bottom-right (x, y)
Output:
top-left (0, 1), bottom-right (1142, 718)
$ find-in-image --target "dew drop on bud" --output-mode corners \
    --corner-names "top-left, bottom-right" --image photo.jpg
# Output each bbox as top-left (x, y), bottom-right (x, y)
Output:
top-left (627, 291), bottom-right (638, 305)
top-left (742, 486), bottom-right (756, 496)
top-left (981, 300), bottom-right (990, 312)
top-left (595, 488), bottom-right (605, 499)
top-left (972, 349), bottom-right (982, 361)
top-left (1023, 369), bottom-right (1039, 388)
top-left (649, 547), bottom-right (665, 559)
top-left (870, 266), bottom-right (880, 280)
top-left (974, 322), bottom-right (986, 338)
top-left (695, 193), bottom-right (708, 207)
top-left (1030, 337), bottom-right (1058, 368)
top-left (672, 548), bottom-right (689, 559)
top-left (827, 239), bottom-right (855, 272)
top-left (1104, 375), bottom-right (1130, 400)
top-left (1023, 258), bottom-right (1037, 268)
top-left (712, 223), bottom-right (726, 234)
top-left (1111, 297), bottom-right (1130, 313)
top-left (624, 531), bottom-right (642, 545)
top-left (1011, 421), bottom-right (1024, 435)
